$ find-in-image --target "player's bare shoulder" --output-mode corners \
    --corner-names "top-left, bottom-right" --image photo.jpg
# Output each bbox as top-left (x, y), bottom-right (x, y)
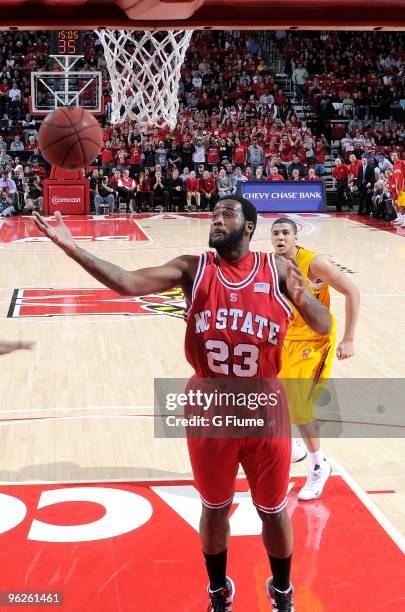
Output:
top-left (308, 254), bottom-right (335, 278)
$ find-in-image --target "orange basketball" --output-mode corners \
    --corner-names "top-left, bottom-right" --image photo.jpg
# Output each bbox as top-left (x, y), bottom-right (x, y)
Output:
top-left (38, 106), bottom-right (103, 170)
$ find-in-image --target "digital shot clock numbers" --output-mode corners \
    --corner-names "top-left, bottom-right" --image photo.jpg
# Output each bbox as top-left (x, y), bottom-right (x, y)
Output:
top-left (50, 31), bottom-right (83, 55)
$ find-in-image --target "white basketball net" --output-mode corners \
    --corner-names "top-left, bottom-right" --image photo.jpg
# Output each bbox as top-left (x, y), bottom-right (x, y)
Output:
top-left (94, 29), bottom-right (193, 131)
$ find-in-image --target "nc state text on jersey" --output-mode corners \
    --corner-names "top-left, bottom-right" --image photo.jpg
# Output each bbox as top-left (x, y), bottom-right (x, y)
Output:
top-left (194, 308), bottom-right (281, 344)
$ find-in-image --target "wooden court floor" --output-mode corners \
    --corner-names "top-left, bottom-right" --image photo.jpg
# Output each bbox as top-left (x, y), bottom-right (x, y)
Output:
top-left (0, 211), bottom-right (404, 549)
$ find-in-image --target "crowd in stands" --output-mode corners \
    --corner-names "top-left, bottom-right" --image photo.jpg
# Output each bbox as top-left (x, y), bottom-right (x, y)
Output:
top-left (88, 30), bottom-right (326, 212)
top-left (0, 29), bottom-right (403, 217)
top-left (280, 30), bottom-right (404, 118)
top-left (331, 150), bottom-right (404, 220)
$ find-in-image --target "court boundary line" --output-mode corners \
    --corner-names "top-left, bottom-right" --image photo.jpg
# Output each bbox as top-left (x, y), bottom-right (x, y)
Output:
top-left (331, 458), bottom-right (405, 554)
top-left (1, 411), bottom-right (404, 431)
top-left (0, 406), bottom-right (153, 415)
top-left (133, 218), bottom-right (153, 244)
top-left (345, 216), bottom-right (405, 241)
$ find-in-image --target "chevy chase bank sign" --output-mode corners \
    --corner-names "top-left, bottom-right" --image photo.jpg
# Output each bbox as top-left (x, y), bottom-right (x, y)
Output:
top-left (241, 180), bottom-right (326, 212)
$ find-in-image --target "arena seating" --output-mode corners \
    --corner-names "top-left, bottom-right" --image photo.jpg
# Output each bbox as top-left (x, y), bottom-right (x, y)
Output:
top-left (0, 29), bottom-right (403, 216)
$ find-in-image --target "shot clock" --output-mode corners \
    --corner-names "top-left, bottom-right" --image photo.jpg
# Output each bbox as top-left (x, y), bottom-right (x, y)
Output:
top-left (50, 31), bottom-right (83, 55)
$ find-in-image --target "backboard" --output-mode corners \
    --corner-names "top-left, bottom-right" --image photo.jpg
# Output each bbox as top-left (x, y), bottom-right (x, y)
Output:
top-left (30, 56), bottom-right (103, 115)
top-left (0, 0), bottom-right (403, 29)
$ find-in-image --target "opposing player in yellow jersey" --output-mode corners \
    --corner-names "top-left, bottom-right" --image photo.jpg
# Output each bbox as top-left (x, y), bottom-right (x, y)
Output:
top-left (271, 218), bottom-right (360, 500)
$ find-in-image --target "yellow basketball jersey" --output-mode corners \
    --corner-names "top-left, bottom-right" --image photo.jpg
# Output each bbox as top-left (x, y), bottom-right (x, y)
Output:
top-left (285, 246), bottom-right (333, 341)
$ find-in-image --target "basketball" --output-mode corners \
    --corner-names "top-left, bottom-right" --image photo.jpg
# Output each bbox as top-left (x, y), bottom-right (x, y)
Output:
top-left (38, 106), bottom-right (103, 170)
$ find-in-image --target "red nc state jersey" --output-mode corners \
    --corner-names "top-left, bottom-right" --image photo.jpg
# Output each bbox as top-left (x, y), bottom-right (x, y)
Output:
top-left (185, 251), bottom-right (292, 378)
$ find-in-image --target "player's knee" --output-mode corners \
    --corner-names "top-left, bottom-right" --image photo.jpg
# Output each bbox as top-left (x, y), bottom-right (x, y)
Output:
top-left (200, 503), bottom-right (232, 525)
top-left (257, 507), bottom-right (289, 527)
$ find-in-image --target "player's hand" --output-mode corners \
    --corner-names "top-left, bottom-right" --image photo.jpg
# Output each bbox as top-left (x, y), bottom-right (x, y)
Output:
top-left (285, 258), bottom-right (306, 305)
top-left (33, 211), bottom-right (76, 255)
top-left (336, 338), bottom-right (354, 360)
top-left (0, 341), bottom-right (35, 355)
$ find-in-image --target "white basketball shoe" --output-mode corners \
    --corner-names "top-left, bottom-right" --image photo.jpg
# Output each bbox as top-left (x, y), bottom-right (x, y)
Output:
top-left (290, 438), bottom-right (307, 463)
top-left (298, 459), bottom-right (332, 501)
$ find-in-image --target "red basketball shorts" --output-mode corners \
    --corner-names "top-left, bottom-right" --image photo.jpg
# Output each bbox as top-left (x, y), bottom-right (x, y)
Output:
top-left (187, 435), bottom-right (291, 513)
top-left (184, 375), bottom-right (291, 513)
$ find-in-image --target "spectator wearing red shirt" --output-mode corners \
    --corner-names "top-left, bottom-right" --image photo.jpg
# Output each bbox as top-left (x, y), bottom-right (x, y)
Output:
top-left (128, 143), bottom-right (142, 176)
top-left (103, 126), bottom-right (113, 142)
top-left (25, 135), bottom-right (38, 151)
top-left (0, 78), bottom-right (9, 112)
top-left (185, 170), bottom-right (201, 211)
top-left (200, 170), bottom-right (217, 211)
top-left (332, 157), bottom-right (352, 212)
top-left (268, 122), bottom-right (282, 141)
top-left (115, 146), bottom-right (130, 173)
top-left (207, 142), bottom-right (220, 167)
top-left (347, 153), bottom-right (362, 185)
top-left (265, 139), bottom-right (279, 157)
top-left (117, 168), bottom-right (136, 212)
top-left (305, 168), bottom-right (320, 181)
top-left (100, 141), bottom-right (114, 175)
top-left (279, 135), bottom-right (294, 163)
top-left (109, 169), bottom-right (121, 191)
top-left (233, 139), bottom-right (246, 166)
top-left (267, 166), bottom-right (285, 181)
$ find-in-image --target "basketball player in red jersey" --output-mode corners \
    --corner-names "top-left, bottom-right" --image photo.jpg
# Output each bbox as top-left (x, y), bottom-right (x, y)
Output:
top-left (33, 198), bottom-right (331, 612)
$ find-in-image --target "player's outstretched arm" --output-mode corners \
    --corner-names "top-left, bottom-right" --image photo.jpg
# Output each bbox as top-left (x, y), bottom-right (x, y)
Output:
top-left (0, 341), bottom-right (35, 355)
top-left (32, 211), bottom-right (197, 295)
top-left (276, 256), bottom-right (332, 336)
top-left (310, 255), bottom-right (360, 359)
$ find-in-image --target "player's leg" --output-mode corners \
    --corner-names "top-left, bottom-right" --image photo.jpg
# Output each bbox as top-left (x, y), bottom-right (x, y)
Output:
top-left (242, 424), bottom-right (294, 611)
top-left (260, 508), bottom-right (294, 611)
top-left (200, 504), bottom-right (236, 611)
top-left (187, 437), bottom-right (239, 610)
top-left (280, 340), bottom-right (308, 463)
top-left (281, 335), bottom-right (334, 500)
top-left (296, 339), bottom-right (334, 500)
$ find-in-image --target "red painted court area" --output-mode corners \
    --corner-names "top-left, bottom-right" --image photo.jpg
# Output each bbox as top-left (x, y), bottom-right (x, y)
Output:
top-left (0, 216), bottom-right (149, 243)
top-left (8, 288), bottom-right (185, 318)
top-left (0, 476), bottom-right (403, 611)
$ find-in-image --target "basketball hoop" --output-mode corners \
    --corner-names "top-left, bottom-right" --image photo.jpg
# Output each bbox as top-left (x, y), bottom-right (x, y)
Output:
top-left (94, 29), bottom-right (193, 131)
